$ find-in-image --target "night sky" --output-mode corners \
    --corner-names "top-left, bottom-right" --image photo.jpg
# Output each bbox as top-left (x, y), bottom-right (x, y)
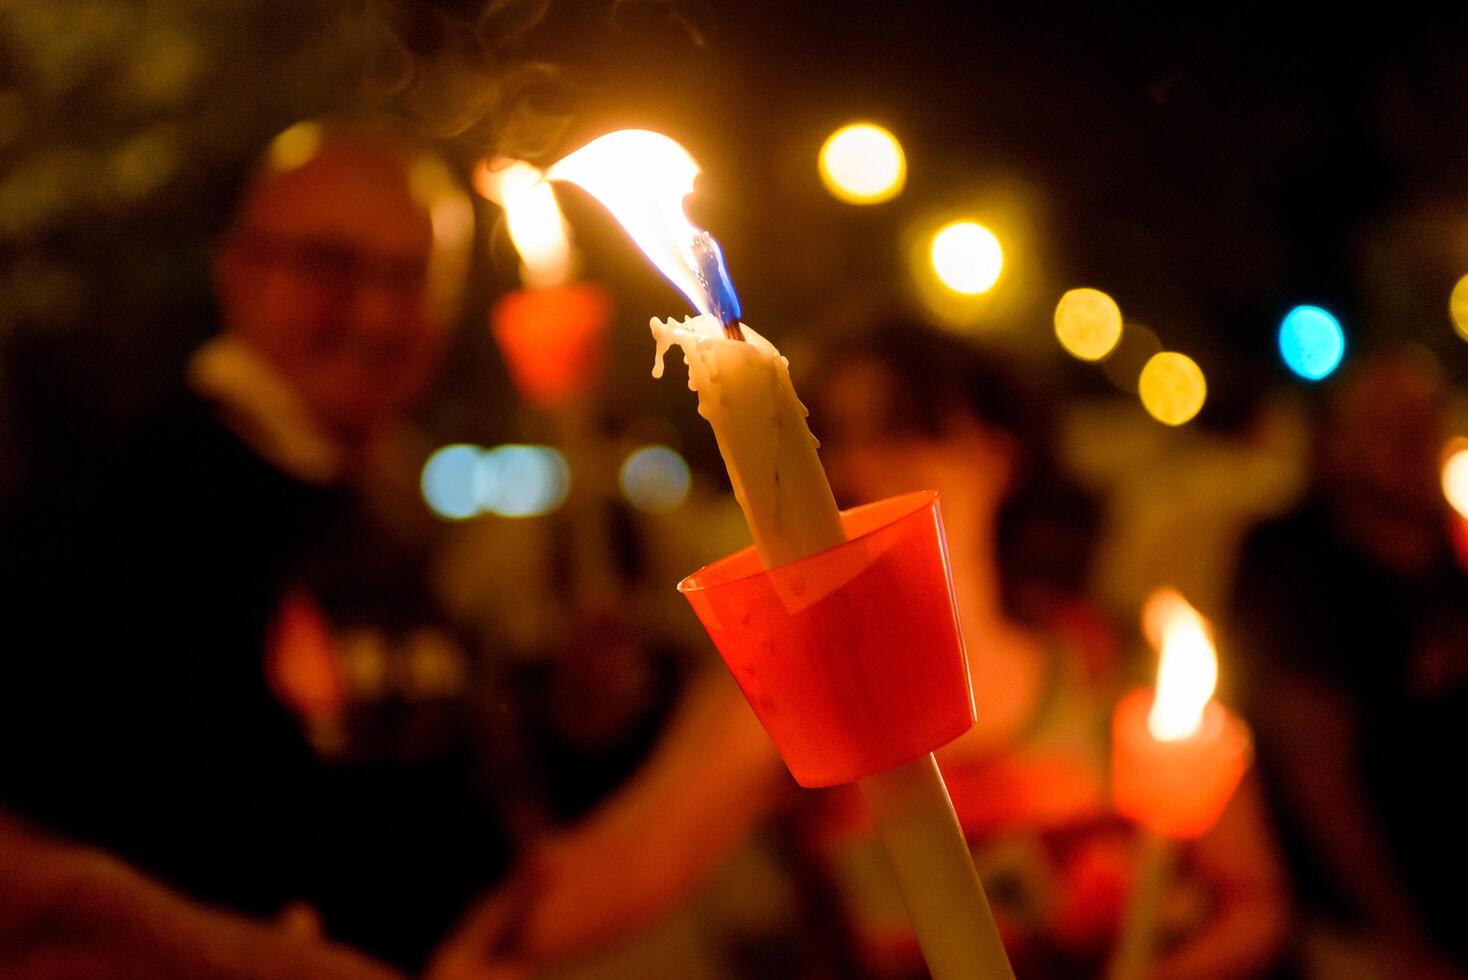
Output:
top-left (4, 1), bottom-right (1468, 476)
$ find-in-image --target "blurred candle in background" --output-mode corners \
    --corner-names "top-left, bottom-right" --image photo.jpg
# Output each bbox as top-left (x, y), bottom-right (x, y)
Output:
top-left (477, 159), bottom-right (612, 409)
top-left (476, 157), bottom-right (617, 607)
top-left (1108, 588), bottom-right (1251, 980)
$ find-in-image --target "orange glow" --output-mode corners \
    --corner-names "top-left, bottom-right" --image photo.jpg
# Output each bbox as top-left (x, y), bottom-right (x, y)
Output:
top-left (266, 590), bottom-right (345, 721)
top-left (490, 282), bottom-right (612, 407)
top-left (476, 159), bottom-right (574, 288)
top-left (1142, 588), bottom-right (1217, 742)
top-left (547, 130), bottom-right (716, 317)
top-left (1443, 438), bottom-right (1468, 520)
top-left (1112, 688), bottom-right (1250, 839)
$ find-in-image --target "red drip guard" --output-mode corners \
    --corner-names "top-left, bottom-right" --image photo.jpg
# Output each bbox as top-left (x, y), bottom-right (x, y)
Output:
top-left (679, 491), bottom-right (977, 787)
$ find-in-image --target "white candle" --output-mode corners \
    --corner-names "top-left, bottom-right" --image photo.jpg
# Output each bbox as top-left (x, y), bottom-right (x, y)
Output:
top-left (650, 315), bottom-right (845, 568)
top-left (651, 314), bottom-right (1013, 980)
top-left (546, 128), bottom-right (1014, 980)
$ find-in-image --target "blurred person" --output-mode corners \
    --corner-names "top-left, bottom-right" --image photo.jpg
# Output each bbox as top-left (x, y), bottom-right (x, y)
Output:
top-left (1062, 387), bottom-right (1309, 624)
top-left (1229, 351), bottom-right (1468, 979)
top-left (804, 323), bottom-right (1288, 980)
top-left (433, 321), bottom-right (1288, 980)
top-left (0, 119), bottom-right (507, 977)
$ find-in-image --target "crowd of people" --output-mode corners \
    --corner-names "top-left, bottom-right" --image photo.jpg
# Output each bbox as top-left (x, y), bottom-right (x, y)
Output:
top-left (1, 119), bottom-right (1465, 980)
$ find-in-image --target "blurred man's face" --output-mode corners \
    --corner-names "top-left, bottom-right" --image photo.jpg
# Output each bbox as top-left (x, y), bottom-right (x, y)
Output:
top-left (817, 356), bottom-right (1012, 518)
top-left (215, 138), bottom-right (464, 444)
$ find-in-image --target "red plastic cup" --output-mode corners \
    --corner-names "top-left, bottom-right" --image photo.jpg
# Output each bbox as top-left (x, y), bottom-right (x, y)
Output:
top-left (679, 490), bottom-right (976, 787)
top-left (490, 283), bottom-right (613, 408)
top-left (1111, 687), bottom-right (1251, 839)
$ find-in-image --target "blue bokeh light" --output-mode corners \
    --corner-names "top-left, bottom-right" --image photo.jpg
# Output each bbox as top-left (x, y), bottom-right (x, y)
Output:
top-left (478, 445), bottom-right (570, 518)
top-left (421, 445), bottom-right (483, 521)
top-left (1279, 305), bottom-right (1345, 381)
top-left (620, 445), bottom-right (692, 514)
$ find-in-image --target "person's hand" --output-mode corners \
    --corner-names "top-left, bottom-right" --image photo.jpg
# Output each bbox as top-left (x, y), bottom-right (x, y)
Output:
top-left (424, 873), bottom-right (538, 980)
top-left (425, 832), bottom-right (632, 979)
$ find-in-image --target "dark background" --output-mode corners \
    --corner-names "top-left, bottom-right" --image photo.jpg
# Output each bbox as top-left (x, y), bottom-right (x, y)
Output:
top-left (4, 0), bottom-right (1468, 490)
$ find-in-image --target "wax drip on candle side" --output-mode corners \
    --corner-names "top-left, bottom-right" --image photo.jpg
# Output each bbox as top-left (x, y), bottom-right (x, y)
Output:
top-left (650, 314), bottom-right (844, 568)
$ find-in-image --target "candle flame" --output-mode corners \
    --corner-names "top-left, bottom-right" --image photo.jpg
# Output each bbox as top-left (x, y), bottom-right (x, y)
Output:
top-left (1444, 437), bottom-right (1468, 520)
top-left (476, 159), bottom-right (574, 288)
top-left (1144, 587), bottom-right (1218, 741)
top-left (547, 130), bottom-right (740, 325)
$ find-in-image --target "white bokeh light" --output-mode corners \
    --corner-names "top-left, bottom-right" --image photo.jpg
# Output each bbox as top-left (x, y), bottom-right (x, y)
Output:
top-left (477, 445), bottom-right (570, 518)
top-left (620, 445), bottom-right (692, 513)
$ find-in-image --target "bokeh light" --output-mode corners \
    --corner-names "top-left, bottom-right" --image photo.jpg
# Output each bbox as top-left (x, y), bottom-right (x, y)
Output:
top-left (818, 123), bottom-right (906, 205)
top-left (1054, 288), bottom-right (1123, 361)
top-left (477, 445), bottom-right (570, 518)
top-left (421, 445), bottom-right (483, 521)
top-left (267, 121), bottom-right (322, 172)
top-left (929, 221), bottom-right (1003, 295)
top-left (619, 445), bottom-right (692, 514)
top-left (1443, 438), bottom-right (1468, 520)
top-left (1278, 305), bottom-right (1345, 380)
top-left (1451, 275), bottom-right (1468, 342)
top-left (1138, 352), bottom-right (1207, 426)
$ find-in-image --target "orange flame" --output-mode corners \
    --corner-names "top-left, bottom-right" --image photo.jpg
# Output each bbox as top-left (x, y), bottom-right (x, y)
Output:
top-left (1443, 437), bottom-right (1468, 521)
top-left (1142, 587), bottom-right (1217, 741)
top-left (546, 130), bottom-right (714, 317)
top-left (476, 159), bottom-right (574, 288)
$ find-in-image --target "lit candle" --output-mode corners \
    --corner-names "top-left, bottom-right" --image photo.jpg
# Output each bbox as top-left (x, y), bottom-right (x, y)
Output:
top-left (476, 159), bottom-right (613, 409)
top-left (548, 132), bottom-right (844, 566)
top-left (477, 158), bottom-right (616, 605)
top-left (649, 316), bottom-right (845, 567)
top-left (1108, 588), bottom-right (1251, 980)
top-left (548, 129), bottom-right (1014, 980)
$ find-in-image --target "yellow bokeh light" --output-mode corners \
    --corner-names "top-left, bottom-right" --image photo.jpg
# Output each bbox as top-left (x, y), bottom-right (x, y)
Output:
top-left (1451, 274), bottom-right (1468, 343)
top-left (1055, 288), bottom-right (1123, 361)
top-left (1443, 439), bottom-right (1468, 519)
top-left (267, 121), bottom-right (323, 173)
top-left (929, 221), bottom-right (1003, 295)
top-left (1138, 351), bottom-right (1207, 426)
top-left (818, 123), bottom-right (906, 205)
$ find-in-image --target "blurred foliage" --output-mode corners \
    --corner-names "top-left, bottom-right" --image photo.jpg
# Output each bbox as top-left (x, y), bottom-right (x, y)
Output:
top-left (0, 0), bottom-right (578, 488)
top-left (0, 0), bottom-right (566, 340)
top-left (1, 0), bottom-right (377, 337)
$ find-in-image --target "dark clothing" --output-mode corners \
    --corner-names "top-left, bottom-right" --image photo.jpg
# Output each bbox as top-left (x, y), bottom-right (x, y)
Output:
top-left (1229, 498), bottom-right (1468, 959)
top-left (0, 393), bottom-right (507, 969)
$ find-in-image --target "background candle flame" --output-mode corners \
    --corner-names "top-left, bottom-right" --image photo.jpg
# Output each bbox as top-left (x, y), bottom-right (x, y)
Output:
top-left (547, 129), bottom-right (740, 323)
top-left (1143, 587), bottom-right (1218, 742)
top-left (475, 159), bottom-right (575, 288)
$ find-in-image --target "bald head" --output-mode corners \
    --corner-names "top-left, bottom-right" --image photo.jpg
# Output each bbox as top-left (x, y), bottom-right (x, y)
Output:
top-left (215, 121), bottom-right (473, 447)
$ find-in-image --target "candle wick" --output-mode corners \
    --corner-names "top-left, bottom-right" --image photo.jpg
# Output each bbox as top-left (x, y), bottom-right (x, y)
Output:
top-left (722, 320), bottom-right (745, 341)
